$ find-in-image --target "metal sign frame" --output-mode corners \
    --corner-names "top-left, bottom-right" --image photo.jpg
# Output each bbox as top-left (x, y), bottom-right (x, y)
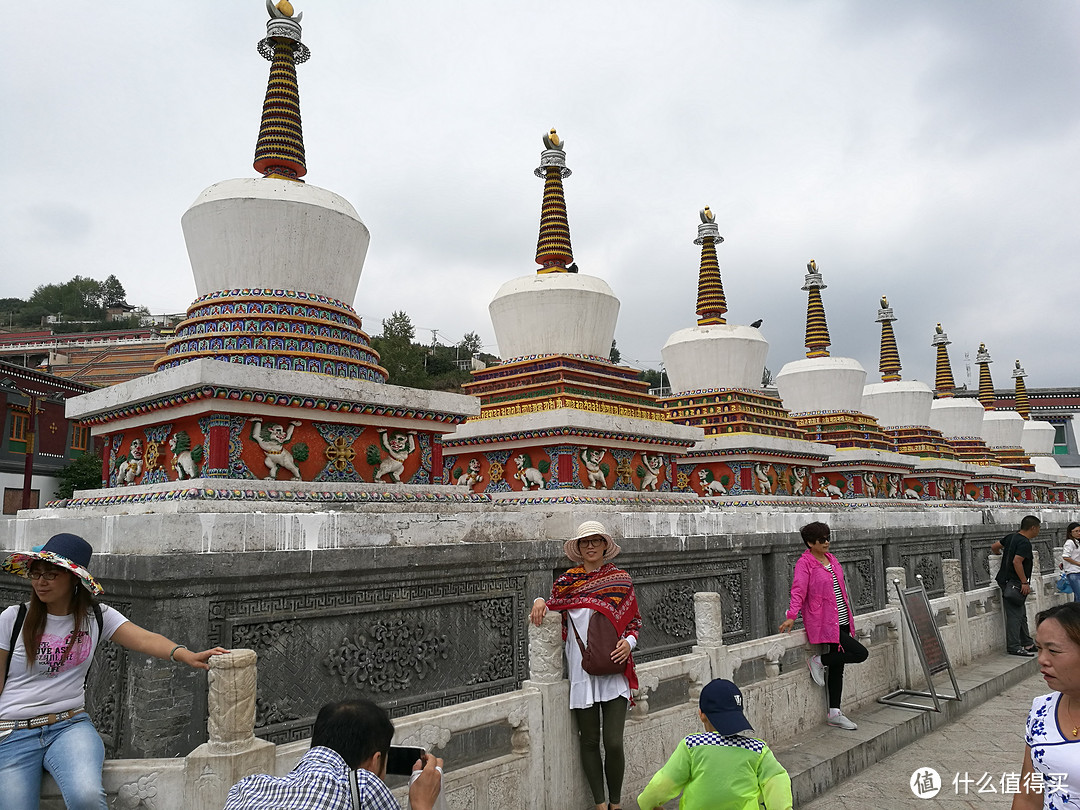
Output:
top-left (877, 575), bottom-right (962, 712)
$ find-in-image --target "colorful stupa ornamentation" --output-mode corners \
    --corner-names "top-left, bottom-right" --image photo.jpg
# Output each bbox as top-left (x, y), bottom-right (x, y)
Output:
top-left (860, 298), bottom-right (964, 499)
top-left (659, 209), bottom-right (831, 498)
top-left (443, 132), bottom-right (701, 494)
top-left (68, 4), bottom-right (477, 493)
top-left (976, 343), bottom-right (1032, 471)
top-left (1014, 360), bottom-right (1074, 486)
top-left (926, 325), bottom-right (1014, 500)
top-left (775, 263), bottom-right (893, 451)
top-left (157, 4), bottom-right (383, 382)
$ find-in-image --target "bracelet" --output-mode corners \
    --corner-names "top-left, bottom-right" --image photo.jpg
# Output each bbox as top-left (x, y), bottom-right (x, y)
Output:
top-left (169, 644), bottom-right (188, 662)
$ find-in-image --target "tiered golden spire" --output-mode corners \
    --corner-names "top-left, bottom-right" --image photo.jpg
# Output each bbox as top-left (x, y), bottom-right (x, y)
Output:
top-left (253, 1), bottom-right (311, 181)
top-left (932, 323), bottom-right (956, 397)
top-left (694, 207), bottom-right (726, 325)
top-left (1012, 359), bottom-right (1030, 419)
top-left (876, 295), bottom-right (901, 382)
top-left (802, 260), bottom-right (831, 358)
top-left (534, 129), bottom-right (574, 273)
top-left (976, 343), bottom-right (995, 410)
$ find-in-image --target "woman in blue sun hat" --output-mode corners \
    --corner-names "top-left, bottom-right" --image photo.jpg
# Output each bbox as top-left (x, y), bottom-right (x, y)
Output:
top-left (0, 533), bottom-right (228, 810)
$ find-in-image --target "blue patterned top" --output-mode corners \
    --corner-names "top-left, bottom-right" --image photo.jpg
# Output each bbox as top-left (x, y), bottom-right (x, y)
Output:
top-left (1025, 693), bottom-right (1080, 809)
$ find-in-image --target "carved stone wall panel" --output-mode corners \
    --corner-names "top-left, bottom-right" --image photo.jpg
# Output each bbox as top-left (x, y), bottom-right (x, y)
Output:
top-left (209, 577), bottom-right (526, 745)
top-left (900, 553), bottom-right (944, 597)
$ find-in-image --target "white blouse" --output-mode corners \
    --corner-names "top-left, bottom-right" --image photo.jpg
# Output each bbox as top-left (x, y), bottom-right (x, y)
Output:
top-left (1025, 692), bottom-right (1080, 809)
top-left (564, 607), bottom-right (637, 710)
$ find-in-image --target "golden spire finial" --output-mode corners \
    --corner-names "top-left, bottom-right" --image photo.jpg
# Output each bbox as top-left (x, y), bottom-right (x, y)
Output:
top-left (700, 206), bottom-right (714, 224)
top-left (936, 323), bottom-right (943, 334)
top-left (543, 128), bottom-right (563, 151)
top-left (808, 259), bottom-right (817, 272)
top-left (267, 0), bottom-right (301, 20)
top-left (693, 206), bottom-right (726, 325)
top-left (880, 295), bottom-right (888, 308)
top-left (876, 294), bottom-right (901, 382)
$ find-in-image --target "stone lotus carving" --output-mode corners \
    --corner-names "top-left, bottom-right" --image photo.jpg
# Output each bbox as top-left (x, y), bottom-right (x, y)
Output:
top-left (324, 615), bottom-right (448, 692)
top-left (231, 619), bottom-right (298, 652)
top-left (116, 772), bottom-right (159, 809)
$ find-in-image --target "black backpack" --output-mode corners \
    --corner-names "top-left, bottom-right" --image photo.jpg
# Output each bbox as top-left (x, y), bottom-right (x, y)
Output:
top-left (995, 533), bottom-right (1016, 586)
top-left (4, 602), bottom-right (104, 683)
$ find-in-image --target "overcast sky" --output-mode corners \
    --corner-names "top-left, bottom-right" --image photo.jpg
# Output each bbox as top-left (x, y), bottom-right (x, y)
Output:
top-left (6, 2), bottom-right (1079, 390)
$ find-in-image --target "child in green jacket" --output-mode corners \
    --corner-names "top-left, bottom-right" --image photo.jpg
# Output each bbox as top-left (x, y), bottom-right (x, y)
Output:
top-left (637, 679), bottom-right (793, 810)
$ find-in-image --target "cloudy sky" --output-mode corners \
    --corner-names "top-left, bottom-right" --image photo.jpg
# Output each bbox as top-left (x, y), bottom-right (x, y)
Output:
top-left (7, 1), bottom-right (1079, 390)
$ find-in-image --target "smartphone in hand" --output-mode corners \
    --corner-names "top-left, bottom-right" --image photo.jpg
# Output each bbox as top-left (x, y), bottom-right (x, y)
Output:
top-left (386, 746), bottom-right (426, 776)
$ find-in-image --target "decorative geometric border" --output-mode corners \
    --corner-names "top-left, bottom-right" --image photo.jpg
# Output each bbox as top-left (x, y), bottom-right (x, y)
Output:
top-left (443, 426), bottom-right (693, 449)
top-left (78, 385), bottom-right (470, 427)
top-left (52, 487), bottom-right (488, 507)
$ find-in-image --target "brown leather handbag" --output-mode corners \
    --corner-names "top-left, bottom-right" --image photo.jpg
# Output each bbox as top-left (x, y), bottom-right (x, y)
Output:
top-left (569, 612), bottom-right (625, 676)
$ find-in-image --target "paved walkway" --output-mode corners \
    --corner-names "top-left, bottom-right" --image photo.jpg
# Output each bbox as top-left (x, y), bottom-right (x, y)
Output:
top-left (801, 671), bottom-right (1049, 809)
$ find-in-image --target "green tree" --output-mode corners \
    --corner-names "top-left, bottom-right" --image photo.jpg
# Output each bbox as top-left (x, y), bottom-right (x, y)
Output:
top-left (373, 311), bottom-right (426, 387)
top-left (381, 310), bottom-right (415, 342)
top-left (55, 451), bottom-right (103, 499)
top-left (101, 275), bottom-right (127, 307)
top-left (458, 331), bottom-right (483, 359)
top-left (609, 340), bottom-right (621, 364)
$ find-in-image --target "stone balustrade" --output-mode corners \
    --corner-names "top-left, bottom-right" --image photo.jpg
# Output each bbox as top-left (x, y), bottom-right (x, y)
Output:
top-left (38, 560), bottom-right (1067, 809)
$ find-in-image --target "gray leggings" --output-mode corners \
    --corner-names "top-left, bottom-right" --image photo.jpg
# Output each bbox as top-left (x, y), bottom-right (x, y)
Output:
top-left (572, 696), bottom-right (628, 805)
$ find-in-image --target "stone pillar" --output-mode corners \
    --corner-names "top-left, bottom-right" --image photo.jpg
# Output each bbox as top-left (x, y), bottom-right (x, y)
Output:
top-left (184, 649), bottom-right (275, 810)
top-left (522, 609), bottom-right (581, 810)
top-left (692, 591), bottom-right (728, 681)
top-left (885, 566), bottom-right (906, 605)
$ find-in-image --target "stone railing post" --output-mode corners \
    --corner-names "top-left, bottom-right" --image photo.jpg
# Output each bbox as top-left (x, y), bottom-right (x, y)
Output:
top-left (885, 566), bottom-right (906, 606)
top-left (522, 610), bottom-right (580, 810)
top-left (184, 649), bottom-right (275, 810)
top-left (692, 592), bottom-right (728, 683)
top-left (941, 558), bottom-right (968, 663)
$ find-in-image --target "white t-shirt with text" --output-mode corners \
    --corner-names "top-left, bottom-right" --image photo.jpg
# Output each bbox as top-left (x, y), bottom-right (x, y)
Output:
top-left (0, 603), bottom-right (128, 719)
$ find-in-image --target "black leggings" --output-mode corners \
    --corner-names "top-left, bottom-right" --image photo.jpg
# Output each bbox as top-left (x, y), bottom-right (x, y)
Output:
top-left (822, 624), bottom-right (869, 709)
top-left (572, 696), bottom-right (628, 805)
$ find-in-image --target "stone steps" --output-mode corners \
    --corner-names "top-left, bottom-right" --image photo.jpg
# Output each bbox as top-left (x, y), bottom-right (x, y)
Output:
top-left (772, 653), bottom-right (1038, 807)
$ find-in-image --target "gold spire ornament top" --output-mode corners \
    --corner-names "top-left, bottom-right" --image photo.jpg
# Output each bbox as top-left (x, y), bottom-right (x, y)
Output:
top-left (976, 343), bottom-right (995, 410)
top-left (875, 295), bottom-right (901, 382)
top-left (1012, 359), bottom-right (1031, 420)
top-left (534, 129), bottom-right (574, 272)
top-left (802, 260), bottom-right (831, 358)
top-left (694, 206), bottom-right (726, 325)
top-left (931, 323), bottom-right (956, 397)
top-left (253, 0), bottom-right (311, 181)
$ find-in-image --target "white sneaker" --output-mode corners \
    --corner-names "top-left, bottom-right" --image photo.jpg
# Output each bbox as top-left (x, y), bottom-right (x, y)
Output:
top-left (807, 654), bottom-right (826, 687)
top-left (827, 712), bottom-right (858, 730)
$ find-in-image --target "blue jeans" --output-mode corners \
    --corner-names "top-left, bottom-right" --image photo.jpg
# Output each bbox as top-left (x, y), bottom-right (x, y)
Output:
top-left (0, 713), bottom-right (107, 810)
top-left (1068, 572), bottom-right (1080, 603)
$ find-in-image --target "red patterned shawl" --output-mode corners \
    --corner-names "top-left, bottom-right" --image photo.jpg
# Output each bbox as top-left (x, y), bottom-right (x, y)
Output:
top-left (547, 562), bottom-right (642, 690)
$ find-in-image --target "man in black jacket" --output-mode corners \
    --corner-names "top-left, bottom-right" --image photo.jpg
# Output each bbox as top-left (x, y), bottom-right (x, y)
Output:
top-left (991, 515), bottom-right (1041, 656)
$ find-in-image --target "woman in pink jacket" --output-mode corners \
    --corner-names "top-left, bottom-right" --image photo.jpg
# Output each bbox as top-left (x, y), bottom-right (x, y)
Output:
top-left (778, 521), bottom-right (868, 730)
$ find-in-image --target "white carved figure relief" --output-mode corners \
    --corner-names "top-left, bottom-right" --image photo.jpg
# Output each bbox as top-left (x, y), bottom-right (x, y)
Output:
top-left (697, 468), bottom-right (726, 496)
top-left (169, 430), bottom-right (204, 480)
top-left (456, 457), bottom-right (483, 489)
top-left (753, 462), bottom-right (773, 494)
top-left (372, 428), bottom-right (417, 483)
top-left (790, 466), bottom-right (809, 496)
top-left (513, 454), bottom-right (545, 490)
top-left (886, 473), bottom-right (902, 499)
top-left (904, 487), bottom-right (921, 500)
top-left (640, 454), bottom-right (663, 491)
top-left (116, 438), bottom-right (144, 486)
top-left (580, 447), bottom-right (609, 489)
top-left (249, 418), bottom-right (306, 480)
top-left (862, 471), bottom-right (877, 497)
top-left (819, 478), bottom-right (845, 499)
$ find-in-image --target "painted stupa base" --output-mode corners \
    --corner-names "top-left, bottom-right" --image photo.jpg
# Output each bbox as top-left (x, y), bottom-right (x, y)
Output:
top-left (66, 359), bottom-right (477, 490)
top-left (947, 436), bottom-right (1000, 466)
top-left (988, 446), bottom-right (1034, 471)
top-left (671, 434), bottom-right (834, 499)
top-left (886, 425), bottom-right (958, 461)
top-left (1011, 475), bottom-right (1056, 505)
top-left (810, 448), bottom-right (915, 500)
top-left (659, 388), bottom-right (806, 440)
top-left (900, 457), bottom-right (977, 501)
top-left (462, 354), bottom-right (663, 421)
top-left (157, 288), bottom-right (386, 382)
top-left (789, 410), bottom-right (894, 452)
top-left (963, 466), bottom-right (1024, 502)
top-left (1048, 477), bottom-right (1080, 505)
top-left (441, 408), bottom-right (702, 495)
